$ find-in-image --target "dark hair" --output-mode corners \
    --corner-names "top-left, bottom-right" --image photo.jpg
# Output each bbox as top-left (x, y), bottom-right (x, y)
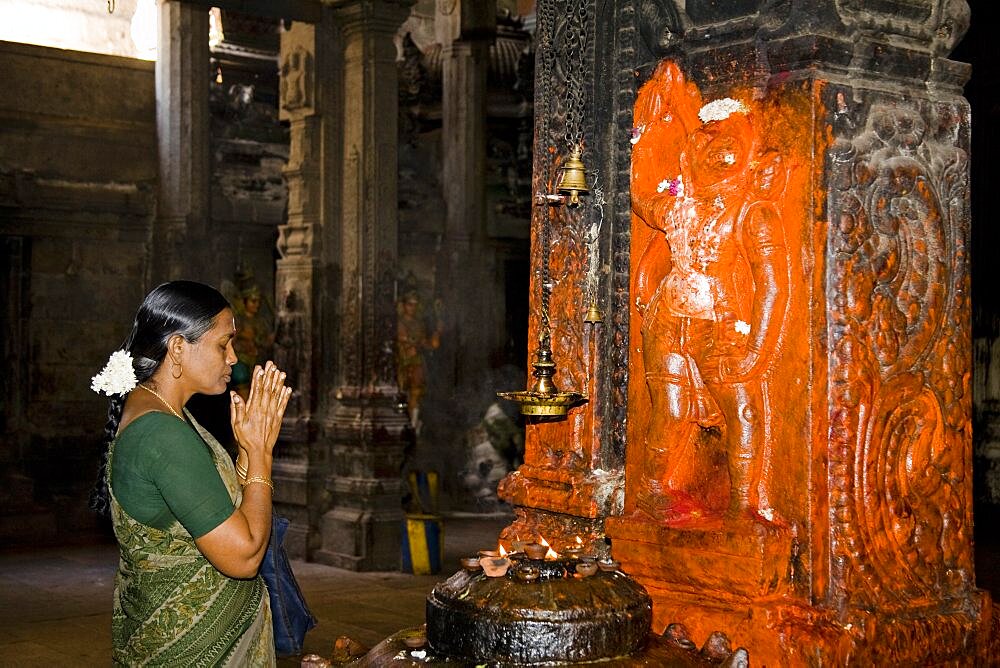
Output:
top-left (89, 281), bottom-right (231, 516)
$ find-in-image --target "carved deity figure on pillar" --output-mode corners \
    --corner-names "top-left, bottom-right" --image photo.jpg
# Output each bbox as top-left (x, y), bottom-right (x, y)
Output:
top-left (226, 268), bottom-right (274, 399)
top-left (279, 45), bottom-right (312, 113)
top-left (630, 63), bottom-right (789, 523)
top-left (396, 291), bottom-right (442, 435)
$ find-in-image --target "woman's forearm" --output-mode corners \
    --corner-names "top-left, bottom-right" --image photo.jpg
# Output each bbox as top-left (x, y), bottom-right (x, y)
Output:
top-left (237, 481), bottom-right (273, 568)
top-left (196, 453), bottom-right (274, 578)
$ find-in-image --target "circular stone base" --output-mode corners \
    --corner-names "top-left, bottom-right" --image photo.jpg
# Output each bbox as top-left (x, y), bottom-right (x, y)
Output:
top-left (426, 561), bottom-right (653, 665)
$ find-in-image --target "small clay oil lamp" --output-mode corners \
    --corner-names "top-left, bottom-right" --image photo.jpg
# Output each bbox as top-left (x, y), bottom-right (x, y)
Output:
top-left (563, 546), bottom-right (584, 559)
top-left (597, 558), bottom-right (620, 572)
top-left (461, 556), bottom-right (483, 572)
top-left (563, 535), bottom-right (585, 559)
top-left (403, 632), bottom-right (427, 649)
top-left (479, 545), bottom-right (510, 577)
top-left (524, 542), bottom-right (548, 560)
top-left (575, 561), bottom-right (598, 578)
top-left (480, 556), bottom-right (510, 577)
top-left (515, 562), bottom-right (541, 583)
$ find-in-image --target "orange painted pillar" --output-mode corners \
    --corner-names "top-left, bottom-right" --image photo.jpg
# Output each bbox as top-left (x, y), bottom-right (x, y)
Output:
top-left (500, 0), bottom-right (995, 662)
top-left (603, 60), bottom-right (994, 665)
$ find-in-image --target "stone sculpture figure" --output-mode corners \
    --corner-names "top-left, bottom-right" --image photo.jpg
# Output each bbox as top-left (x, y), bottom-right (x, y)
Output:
top-left (396, 291), bottom-right (441, 435)
top-left (230, 271), bottom-right (274, 399)
top-left (631, 62), bottom-right (789, 522)
top-left (280, 46), bottom-right (311, 112)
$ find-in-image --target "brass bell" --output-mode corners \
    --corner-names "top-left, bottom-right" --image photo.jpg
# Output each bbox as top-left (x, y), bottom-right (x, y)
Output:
top-left (556, 147), bottom-right (590, 207)
top-left (584, 301), bottom-right (603, 323)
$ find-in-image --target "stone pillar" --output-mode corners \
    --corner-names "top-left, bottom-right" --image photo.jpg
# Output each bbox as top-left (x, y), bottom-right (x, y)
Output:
top-left (497, 0), bottom-right (621, 558)
top-left (436, 0), bottom-right (496, 394)
top-left (314, 0), bottom-right (414, 572)
top-left (500, 0), bottom-right (996, 662)
top-left (602, 0), bottom-right (995, 663)
top-left (154, 0), bottom-right (210, 282)
top-left (273, 12), bottom-right (341, 560)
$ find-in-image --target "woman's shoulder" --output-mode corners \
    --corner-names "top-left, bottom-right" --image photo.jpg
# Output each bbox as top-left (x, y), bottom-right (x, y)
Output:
top-left (118, 411), bottom-right (189, 437)
top-left (116, 412), bottom-right (203, 457)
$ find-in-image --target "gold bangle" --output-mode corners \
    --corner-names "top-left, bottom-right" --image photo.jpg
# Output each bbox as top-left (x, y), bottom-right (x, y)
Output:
top-left (235, 462), bottom-right (248, 479)
top-left (243, 476), bottom-right (274, 493)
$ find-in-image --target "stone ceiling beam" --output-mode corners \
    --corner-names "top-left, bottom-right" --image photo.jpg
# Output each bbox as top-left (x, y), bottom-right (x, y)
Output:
top-left (180, 0), bottom-right (324, 23)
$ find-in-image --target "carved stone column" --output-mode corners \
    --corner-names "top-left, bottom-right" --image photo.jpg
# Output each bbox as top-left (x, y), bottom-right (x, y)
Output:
top-left (154, 0), bottom-right (210, 282)
top-left (273, 13), bottom-right (341, 560)
top-left (436, 0), bottom-right (496, 395)
top-left (496, 0), bottom-right (622, 563)
top-left (314, 0), bottom-right (414, 571)
top-left (601, 0), bottom-right (995, 663)
top-left (499, 0), bottom-right (995, 662)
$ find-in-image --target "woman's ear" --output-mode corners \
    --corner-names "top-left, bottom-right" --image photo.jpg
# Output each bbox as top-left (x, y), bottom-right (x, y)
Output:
top-left (167, 333), bottom-right (186, 364)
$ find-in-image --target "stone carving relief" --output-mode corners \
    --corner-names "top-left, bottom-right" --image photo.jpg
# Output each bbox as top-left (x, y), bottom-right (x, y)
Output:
top-left (835, 0), bottom-right (969, 52)
top-left (826, 97), bottom-right (972, 609)
top-left (274, 284), bottom-right (306, 411)
top-left (629, 62), bottom-right (791, 523)
top-left (636, 0), bottom-right (687, 60)
top-left (397, 33), bottom-right (429, 110)
top-left (280, 45), bottom-right (312, 113)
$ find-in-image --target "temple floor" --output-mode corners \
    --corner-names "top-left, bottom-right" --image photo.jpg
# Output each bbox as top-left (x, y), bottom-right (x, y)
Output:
top-left (0, 511), bottom-right (996, 667)
top-left (0, 514), bottom-right (511, 666)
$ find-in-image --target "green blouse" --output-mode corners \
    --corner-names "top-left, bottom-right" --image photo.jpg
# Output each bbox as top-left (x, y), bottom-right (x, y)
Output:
top-left (111, 411), bottom-right (235, 538)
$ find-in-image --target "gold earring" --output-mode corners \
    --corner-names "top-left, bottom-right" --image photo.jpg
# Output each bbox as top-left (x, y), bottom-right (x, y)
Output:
top-left (171, 361), bottom-right (182, 379)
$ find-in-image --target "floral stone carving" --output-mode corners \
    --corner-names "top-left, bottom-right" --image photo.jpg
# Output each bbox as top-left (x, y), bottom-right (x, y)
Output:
top-left (826, 97), bottom-right (973, 611)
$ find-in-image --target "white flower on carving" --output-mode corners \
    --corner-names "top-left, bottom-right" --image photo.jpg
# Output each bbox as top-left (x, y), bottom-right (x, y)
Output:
top-left (656, 175), bottom-right (683, 197)
top-left (90, 350), bottom-right (138, 396)
top-left (723, 153), bottom-right (736, 165)
top-left (698, 97), bottom-right (749, 124)
top-left (734, 320), bottom-right (751, 335)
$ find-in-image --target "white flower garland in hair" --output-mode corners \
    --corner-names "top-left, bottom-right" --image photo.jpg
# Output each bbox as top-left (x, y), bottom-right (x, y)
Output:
top-left (91, 350), bottom-right (138, 396)
top-left (698, 97), bottom-right (749, 124)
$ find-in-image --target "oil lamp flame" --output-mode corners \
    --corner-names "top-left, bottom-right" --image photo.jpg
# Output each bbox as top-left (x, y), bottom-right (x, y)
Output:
top-left (538, 536), bottom-right (560, 560)
top-left (499, 543), bottom-right (508, 558)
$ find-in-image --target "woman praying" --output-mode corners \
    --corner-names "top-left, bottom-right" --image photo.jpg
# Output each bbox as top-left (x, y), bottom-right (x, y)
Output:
top-left (88, 280), bottom-right (292, 666)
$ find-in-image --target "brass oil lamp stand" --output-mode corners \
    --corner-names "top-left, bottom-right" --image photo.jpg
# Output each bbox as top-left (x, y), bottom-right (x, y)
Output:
top-left (497, 334), bottom-right (585, 417)
top-left (498, 149), bottom-right (589, 419)
top-left (499, 0), bottom-right (592, 419)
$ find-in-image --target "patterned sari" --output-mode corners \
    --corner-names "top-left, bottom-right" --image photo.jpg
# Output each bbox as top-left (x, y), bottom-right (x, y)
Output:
top-left (109, 411), bottom-right (275, 667)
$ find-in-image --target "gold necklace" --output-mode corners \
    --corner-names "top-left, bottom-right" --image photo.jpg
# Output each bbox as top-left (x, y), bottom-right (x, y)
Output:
top-left (138, 384), bottom-right (183, 420)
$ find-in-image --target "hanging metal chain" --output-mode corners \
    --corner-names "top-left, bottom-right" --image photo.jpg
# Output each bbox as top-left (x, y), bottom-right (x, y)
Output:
top-left (573, 1), bottom-right (588, 150)
top-left (537, 0), bottom-right (556, 345)
top-left (536, 0), bottom-right (555, 177)
top-left (562, 1), bottom-right (588, 153)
